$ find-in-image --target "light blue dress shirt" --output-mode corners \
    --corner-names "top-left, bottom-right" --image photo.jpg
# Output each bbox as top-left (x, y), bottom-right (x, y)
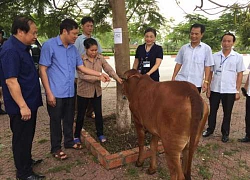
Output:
top-left (39, 36), bottom-right (83, 98)
top-left (210, 50), bottom-right (246, 93)
top-left (74, 34), bottom-right (102, 56)
top-left (175, 42), bottom-right (214, 87)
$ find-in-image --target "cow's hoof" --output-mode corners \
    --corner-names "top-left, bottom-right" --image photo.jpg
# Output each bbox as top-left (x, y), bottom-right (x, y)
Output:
top-left (135, 160), bottom-right (144, 167)
top-left (146, 168), bottom-right (156, 175)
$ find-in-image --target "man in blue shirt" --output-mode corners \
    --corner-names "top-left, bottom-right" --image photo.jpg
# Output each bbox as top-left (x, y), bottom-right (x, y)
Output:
top-left (39, 19), bottom-right (109, 160)
top-left (74, 16), bottom-right (102, 56)
top-left (0, 17), bottom-right (45, 180)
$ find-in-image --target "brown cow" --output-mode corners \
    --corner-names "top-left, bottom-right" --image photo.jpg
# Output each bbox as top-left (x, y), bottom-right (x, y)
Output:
top-left (122, 69), bottom-right (209, 180)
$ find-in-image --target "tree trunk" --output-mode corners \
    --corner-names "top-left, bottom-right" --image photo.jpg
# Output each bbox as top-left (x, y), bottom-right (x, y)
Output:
top-left (109, 0), bottom-right (131, 133)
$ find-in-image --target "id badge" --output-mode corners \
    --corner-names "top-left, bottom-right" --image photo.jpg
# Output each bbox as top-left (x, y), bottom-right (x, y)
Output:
top-left (143, 61), bottom-right (150, 68)
top-left (215, 67), bottom-right (222, 76)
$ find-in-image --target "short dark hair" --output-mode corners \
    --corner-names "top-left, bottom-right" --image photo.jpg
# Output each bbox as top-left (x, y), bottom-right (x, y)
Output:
top-left (59, 19), bottom-right (78, 34)
top-left (190, 23), bottom-right (205, 34)
top-left (11, 16), bottom-right (34, 35)
top-left (221, 32), bottom-right (236, 42)
top-left (144, 27), bottom-right (157, 37)
top-left (84, 38), bottom-right (98, 49)
top-left (81, 16), bottom-right (94, 25)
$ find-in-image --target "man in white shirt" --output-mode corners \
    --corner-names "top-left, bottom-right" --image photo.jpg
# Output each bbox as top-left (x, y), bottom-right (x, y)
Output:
top-left (203, 32), bottom-right (246, 142)
top-left (171, 23), bottom-right (214, 93)
top-left (74, 16), bottom-right (102, 119)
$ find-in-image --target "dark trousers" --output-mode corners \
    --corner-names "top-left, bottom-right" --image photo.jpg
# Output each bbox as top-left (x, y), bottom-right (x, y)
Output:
top-left (74, 80), bottom-right (93, 116)
top-left (47, 97), bottom-right (75, 153)
top-left (9, 111), bottom-right (37, 179)
top-left (86, 101), bottom-right (94, 117)
top-left (74, 93), bottom-right (103, 138)
top-left (207, 91), bottom-right (235, 136)
top-left (245, 96), bottom-right (250, 137)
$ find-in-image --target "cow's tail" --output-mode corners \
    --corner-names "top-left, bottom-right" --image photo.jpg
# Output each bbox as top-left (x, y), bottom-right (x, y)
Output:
top-left (183, 93), bottom-right (209, 180)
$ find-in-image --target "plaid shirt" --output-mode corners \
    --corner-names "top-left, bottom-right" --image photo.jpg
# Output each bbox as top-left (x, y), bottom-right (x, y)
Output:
top-left (77, 54), bottom-right (119, 98)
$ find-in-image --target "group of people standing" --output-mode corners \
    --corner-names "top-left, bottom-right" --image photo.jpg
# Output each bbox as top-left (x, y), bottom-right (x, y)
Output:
top-left (170, 24), bottom-right (246, 143)
top-left (171, 24), bottom-right (249, 144)
top-left (0, 16), bottom-right (249, 180)
top-left (133, 23), bottom-right (249, 144)
top-left (0, 16), bottom-right (117, 180)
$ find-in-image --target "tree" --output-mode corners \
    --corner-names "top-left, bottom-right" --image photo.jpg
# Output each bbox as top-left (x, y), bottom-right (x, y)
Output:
top-left (86, 0), bottom-right (166, 39)
top-left (108, 0), bottom-right (131, 133)
top-left (165, 14), bottom-right (226, 51)
top-left (191, 0), bottom-right (250, 48)
top-left (0, 0), bottom-right (82, 38)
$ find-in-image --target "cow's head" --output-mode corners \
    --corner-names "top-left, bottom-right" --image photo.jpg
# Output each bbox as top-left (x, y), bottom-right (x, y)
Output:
top-left (122, 69), bottom-right (141, 100)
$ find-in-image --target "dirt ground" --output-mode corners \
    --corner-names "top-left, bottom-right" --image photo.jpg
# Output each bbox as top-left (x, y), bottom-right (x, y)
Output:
top-left (1, 77), bottom-right (250, 180)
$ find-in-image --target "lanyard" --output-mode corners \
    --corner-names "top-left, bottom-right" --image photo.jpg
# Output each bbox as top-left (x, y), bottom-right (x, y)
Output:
top-left (220, 55), bottom-right (229, 67)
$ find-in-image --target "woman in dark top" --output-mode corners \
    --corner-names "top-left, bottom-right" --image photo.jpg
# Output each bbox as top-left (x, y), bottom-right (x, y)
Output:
top-left (132, 27), bottom-right (163, 81)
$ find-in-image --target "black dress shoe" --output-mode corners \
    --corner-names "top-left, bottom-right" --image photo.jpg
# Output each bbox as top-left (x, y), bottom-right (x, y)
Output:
top-left (202, 130), bottom-right (213, 137)
top-left (238, 136), bottom-right (250, 143)
top-left (241, 87), bottom-right (247, 97)
top-left (17, 173), bottom-right (45, 180)
top-left (32, 159), bottom-right (43, 167)
top-left (222, 135), bottom-right (229, 143)
top-left (0, 109), bottom-right (7, 115)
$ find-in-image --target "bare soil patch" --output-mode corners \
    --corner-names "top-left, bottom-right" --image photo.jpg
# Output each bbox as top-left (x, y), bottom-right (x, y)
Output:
top-left (84, 113), bottom-right (151, 154)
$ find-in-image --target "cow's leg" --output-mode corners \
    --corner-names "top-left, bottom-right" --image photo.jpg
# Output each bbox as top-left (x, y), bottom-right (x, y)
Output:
top-left (163, 139), bottom-right (186, 180)
top-left (134, 123), bottom-right (145, 167)
top-left (147, 135), bottom-right (159, 174)
top-left (165, 153), bottom-right (185, 180)
top-left (182, 143), bottom-right (192, 180)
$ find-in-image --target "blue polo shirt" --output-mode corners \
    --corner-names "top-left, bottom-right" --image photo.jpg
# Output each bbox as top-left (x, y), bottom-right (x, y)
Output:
top-left (0, 36), bottom-right (43, 114)
top-left (39, 36), bottom-right (83, 98)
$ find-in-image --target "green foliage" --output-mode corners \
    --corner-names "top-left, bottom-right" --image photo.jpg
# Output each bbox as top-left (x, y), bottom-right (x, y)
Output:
top-left (223, 148), bottom-right (240, 156)
top-left (0, 144), bottom-right (3, 153)
top-left (0, 0), bottom-right (83, 38)
top-left (238, 159), bottom-right (250, 171)
top-left (86, 0), bottom-right (167, 41)
top-left (0, 0), bottom-right (167, 45)
top-left (196, 143), bottom-right (221, 159)
top-left (38, 138), bottom-right (49, 144)
top-left (166, 7), bottom-right (250, 52)
top-left (126, 165), bottom-right (139, 178)
top-left (47, 163), bottom-right (74, 173)
top-left (166, 14), bottom-right (226, 51)
top-left (197, 164), bottom-right (212, 179)
top-left (158, 167), bottom-right (170, 179)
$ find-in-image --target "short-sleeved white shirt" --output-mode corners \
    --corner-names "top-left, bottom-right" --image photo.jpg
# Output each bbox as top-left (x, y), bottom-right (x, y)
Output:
top-left (175, 42), bottom-right (214, 87)
top-left (210, 50), bottom-right (246, 93)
